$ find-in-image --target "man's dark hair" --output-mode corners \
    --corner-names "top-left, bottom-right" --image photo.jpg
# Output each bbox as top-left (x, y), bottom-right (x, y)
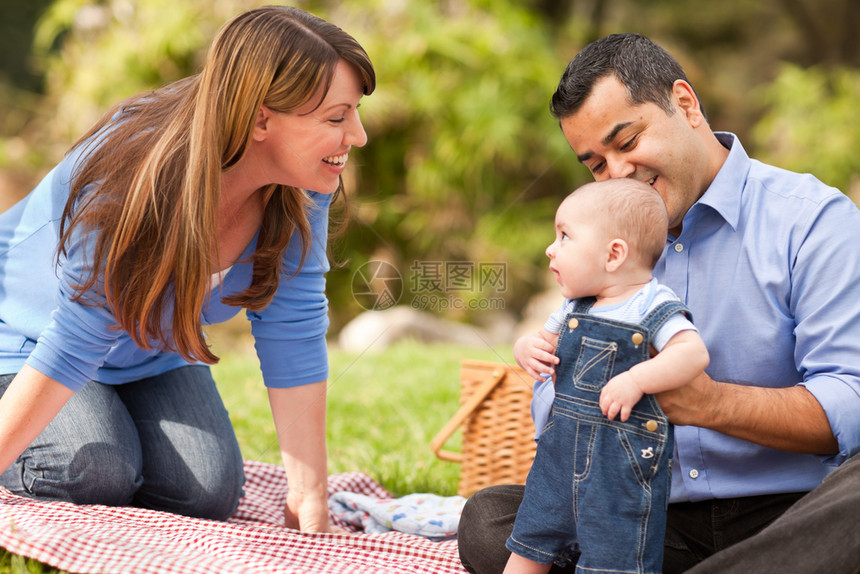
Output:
top-left (550, 33), bottom-right (697, 120)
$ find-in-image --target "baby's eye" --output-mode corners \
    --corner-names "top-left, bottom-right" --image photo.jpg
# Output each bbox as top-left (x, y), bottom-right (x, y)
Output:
top-left (560, 232), bottom-right (569, 241)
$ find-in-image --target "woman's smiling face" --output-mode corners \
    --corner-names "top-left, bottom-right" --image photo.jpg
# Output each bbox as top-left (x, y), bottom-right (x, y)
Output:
top-left (257, 59), bottom-right (368, 194)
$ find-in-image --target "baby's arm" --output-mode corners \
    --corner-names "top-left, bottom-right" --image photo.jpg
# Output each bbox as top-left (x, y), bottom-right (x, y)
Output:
top-left (599, 329), bottom-right (709, 422)
top-left (514, 328), bottom-right (560, 381)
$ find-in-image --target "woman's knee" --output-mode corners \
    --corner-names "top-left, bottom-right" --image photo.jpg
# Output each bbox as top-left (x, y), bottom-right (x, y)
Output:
top-left (186, 457), bottom-right (246, 520)
top-left (8, 441), bottom-right (143, 507)
top-left (135, 451), bottom-right (246, 520)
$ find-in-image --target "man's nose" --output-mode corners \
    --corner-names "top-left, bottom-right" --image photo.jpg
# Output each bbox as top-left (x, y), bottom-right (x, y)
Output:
top-left (606, 157), bottom-right (635, 179)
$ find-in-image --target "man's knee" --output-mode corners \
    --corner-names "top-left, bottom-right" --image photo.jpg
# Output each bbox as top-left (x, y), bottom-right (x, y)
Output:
top-left (458, 485), bottom-right (525, 574)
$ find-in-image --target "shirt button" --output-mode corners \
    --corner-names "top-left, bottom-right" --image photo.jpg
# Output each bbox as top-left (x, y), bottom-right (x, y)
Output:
top-left (568, 318), bottom-right (579, 329)
top-left (674, 243), bottom-right (684, 253)
top-left (689, 469), bottom-right (700, 479)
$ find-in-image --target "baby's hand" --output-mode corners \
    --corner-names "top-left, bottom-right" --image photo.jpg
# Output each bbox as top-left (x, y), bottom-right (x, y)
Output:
top-left (599, 371), bottom-right (644, 422)
top-left (513, 332), bottom-right (559, 381)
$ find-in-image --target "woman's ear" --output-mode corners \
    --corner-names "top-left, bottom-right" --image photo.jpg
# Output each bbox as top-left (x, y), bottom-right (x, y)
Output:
top-left (252, 105), bottom-right (272, 142)
top-left (605, 238), bottom-right (628, 272)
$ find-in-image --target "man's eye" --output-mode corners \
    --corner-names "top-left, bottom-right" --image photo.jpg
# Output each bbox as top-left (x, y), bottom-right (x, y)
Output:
top-left (620, 135), bottom-right (638, 151)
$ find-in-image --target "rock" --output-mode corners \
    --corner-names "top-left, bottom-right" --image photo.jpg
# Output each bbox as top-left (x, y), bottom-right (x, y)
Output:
top-left (337, 306), bottom-right (497, 352)
top-left (514, 288), bottom-right (563, 339)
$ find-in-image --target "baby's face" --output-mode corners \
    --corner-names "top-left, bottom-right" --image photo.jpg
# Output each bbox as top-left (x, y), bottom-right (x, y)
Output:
top-left (545, 196), bottom-right (609, 299)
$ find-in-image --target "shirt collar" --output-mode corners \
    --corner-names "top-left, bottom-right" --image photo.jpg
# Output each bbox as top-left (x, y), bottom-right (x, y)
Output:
top-left (688, 132), bottom-right (751, 232)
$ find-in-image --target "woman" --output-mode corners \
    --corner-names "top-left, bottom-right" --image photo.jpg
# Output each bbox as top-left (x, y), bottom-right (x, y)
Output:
top-left (0, 5), bottom-right (375, 532)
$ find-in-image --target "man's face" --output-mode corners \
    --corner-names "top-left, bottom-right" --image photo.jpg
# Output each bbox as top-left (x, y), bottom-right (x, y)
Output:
top-left (559, 76), bottom-right (710, 235)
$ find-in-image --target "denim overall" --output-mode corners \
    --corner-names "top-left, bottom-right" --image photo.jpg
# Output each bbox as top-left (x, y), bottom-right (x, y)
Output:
top-left (507, 297), bottom-right (691, 574)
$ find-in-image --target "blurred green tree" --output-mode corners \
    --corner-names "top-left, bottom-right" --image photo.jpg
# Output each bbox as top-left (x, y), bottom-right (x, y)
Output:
top-left (753, 64), bottom-right (860, 192)
top-left (23, 0), bottom-right (584, 327)
top-left (324, 0), bottom-right (582, 325)
top-left (2, 0), bottom-right (857, 330)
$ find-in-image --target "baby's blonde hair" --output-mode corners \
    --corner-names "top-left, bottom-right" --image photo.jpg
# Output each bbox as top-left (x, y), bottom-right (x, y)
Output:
top-left (567, 179), bottom-right (668, 268)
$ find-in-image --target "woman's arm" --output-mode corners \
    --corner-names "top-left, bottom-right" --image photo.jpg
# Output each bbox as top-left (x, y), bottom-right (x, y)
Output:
top-left (0, 364), bottom-right (74, 474)
top-left (267, 381), bottom-right (337, 532)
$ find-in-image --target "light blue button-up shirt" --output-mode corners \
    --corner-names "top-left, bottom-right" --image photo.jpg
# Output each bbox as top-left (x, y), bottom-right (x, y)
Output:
top-left (533, 133), bottom-right (860, 503)
top-left (0, 145), bottom-right (332, 391)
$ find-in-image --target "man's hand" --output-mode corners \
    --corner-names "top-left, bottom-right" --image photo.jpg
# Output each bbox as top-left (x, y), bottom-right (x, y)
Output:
top-left (654, 370), bottom-right (721, 427)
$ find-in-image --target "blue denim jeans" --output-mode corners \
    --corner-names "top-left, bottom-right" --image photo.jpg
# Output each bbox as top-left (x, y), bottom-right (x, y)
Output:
top-left (507, 299), bottom-right (687, 574)
top-left (0, 365), bottom-right (245, 520)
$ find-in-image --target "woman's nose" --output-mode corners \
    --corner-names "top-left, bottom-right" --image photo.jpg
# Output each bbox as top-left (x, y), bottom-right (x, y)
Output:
top-left (346, 111), bottom-right (368, 148)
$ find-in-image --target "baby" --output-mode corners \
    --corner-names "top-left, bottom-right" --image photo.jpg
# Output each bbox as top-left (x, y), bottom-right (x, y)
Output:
top-left (505, 179), bottom-right (709, 574)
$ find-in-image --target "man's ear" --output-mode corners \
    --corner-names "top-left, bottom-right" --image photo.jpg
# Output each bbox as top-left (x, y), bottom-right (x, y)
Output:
top-left (672, 80), bottom-right (706, 128)
top-left (252, 105), bottom-right (272, 142)
top-left (605, 238), bottom-right (628, 272)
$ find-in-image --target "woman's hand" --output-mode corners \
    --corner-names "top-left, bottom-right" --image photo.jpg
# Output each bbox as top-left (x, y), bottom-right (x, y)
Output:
top-left (267, 383), bottom-right (351, 534)
top-left (284, 490), bottom-right (348, 533)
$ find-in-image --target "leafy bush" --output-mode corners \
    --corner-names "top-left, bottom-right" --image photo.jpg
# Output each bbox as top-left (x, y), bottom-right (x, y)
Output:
top-left (753, 63), bottom-right (860, 193)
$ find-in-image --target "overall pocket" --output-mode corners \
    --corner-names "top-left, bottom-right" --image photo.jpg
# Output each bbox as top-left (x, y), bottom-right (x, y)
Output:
top-left (571, 336), bottom-right (618, 393)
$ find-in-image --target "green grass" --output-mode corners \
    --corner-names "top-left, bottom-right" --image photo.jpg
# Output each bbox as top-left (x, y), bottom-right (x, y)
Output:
top-left (213, 332), bottom-right (515, 496)
top-left (0, 332), bottom-right (514, 572)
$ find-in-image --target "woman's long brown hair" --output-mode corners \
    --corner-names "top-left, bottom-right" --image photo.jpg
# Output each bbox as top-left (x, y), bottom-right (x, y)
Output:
top-left (57, 6), bottom-right (375, 364)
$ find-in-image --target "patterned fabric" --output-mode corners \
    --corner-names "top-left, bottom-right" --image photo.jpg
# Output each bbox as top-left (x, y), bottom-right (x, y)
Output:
top-left (329, 492), bottom-right (466, 540)
top-left (0, 460), bottom-right (466, 573)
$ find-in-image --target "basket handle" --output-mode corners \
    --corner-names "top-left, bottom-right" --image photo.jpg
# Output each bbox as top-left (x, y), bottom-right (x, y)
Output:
top-left (430, 368), bottom-right (508, 463)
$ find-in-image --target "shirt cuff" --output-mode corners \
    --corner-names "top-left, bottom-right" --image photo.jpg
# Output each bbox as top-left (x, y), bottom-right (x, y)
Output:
top-left (801, 374), bottom-right (860, 464)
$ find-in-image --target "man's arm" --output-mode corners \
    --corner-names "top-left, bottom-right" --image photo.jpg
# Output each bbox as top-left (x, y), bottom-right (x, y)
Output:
top-left (657, 376), bottom-right (838, 455)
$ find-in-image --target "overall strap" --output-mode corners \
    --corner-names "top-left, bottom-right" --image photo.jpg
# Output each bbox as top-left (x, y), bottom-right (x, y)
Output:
top-left (639, 300), bottom-right (693, 337)
top-left (571, 297), bottom-right (597, 314)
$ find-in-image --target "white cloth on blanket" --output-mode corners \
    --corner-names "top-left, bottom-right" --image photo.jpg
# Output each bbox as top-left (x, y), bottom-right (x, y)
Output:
top-left (329, 491), bottom-right (466, 540)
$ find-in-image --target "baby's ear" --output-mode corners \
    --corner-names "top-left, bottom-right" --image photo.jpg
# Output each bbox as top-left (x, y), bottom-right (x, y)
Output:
top-left (605, 238), bottom-right (628, 272)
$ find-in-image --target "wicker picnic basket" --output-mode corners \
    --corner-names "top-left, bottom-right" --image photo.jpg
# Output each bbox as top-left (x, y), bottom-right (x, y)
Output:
top-left (431, 359), bottom-right (537, 497)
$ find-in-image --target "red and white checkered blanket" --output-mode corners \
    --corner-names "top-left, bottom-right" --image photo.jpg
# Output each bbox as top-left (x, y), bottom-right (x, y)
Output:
top-left (0, 460), bottom-right (467, 573)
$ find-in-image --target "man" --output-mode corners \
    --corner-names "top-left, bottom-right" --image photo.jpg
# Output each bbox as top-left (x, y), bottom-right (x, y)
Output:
top-left (458, 33), bottom-right (860, 574)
